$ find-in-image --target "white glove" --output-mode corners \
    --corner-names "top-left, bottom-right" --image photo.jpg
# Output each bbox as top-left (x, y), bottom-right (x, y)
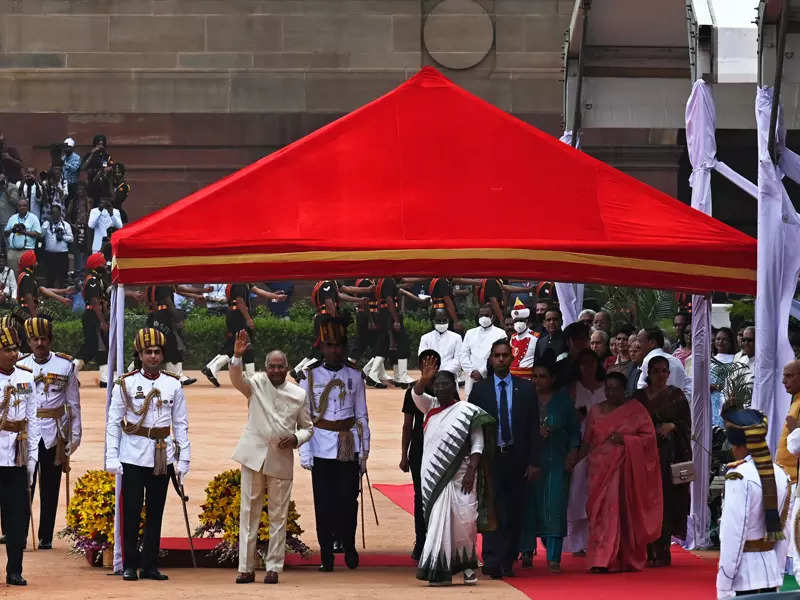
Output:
top-left (105, 458), bottom-right (123, 475)
top-left (300, 456), bottom-right (313, 471)
top-left (27, 460), bottom-right (37, 486)
top-left (176, 460), bottom-right (190, 485)
top-left (717, 591), bottom-right (735, 600)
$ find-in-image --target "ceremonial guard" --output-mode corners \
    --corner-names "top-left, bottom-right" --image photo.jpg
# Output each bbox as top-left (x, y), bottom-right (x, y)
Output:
top-left (341, 279), bottom-right (381, 385)
top-left (367, 277), bottom-right (414, 388)
top-left (717, 407), bottom-right (790, 599)
top-left (106, 328), bottom-right (190, 582)
top-left (428, 277), bottom-right (462, 333)
top-left (18, 315), bottom-right (81, 550)
top-left (74, 253), bottom-right (109, 387)
top-left (0, 325), bottom-right (37, 586)
top-left (16, 250), bottom-right (39, 317)
top-left (202, 283), bottom-right (286, 387)
top-left (299, 318), bottom-right (370, 571)
top-left (509, 298), bottom-right (537, 379)
top-left (144, 285), bottom-right (196, 386)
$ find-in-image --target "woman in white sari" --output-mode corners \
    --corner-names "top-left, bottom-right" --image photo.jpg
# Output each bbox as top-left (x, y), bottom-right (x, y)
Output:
top-left (412, 354), bottom-right (495, 586)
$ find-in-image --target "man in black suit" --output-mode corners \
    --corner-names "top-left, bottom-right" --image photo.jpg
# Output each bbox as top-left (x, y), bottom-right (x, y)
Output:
top-left (468, 338), bottom-right (541, 578)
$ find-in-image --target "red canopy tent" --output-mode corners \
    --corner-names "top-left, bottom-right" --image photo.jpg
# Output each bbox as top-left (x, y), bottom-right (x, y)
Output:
top-left (111, 67), bottom-right (756, 295)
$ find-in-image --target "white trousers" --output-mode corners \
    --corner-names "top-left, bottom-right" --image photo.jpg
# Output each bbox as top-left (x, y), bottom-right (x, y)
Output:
top-left (238, 465), bottom-right (293, 573)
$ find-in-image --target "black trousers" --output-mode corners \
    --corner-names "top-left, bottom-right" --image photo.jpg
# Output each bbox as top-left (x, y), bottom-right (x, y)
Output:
top-left (0, 466), bottom-right (28, 576)
top-left (349, 311), bottom-right (376, 362)
top-left (410, 455), bottom-right (425, 550)
top-left (221, 310), bottom-right (254, 363)
top-left (42, 251), bottom-right (69, 289)
top-left (78, 309), bottom-right (107, 364)
top-left (374, 313), bottom-right (410, 360)
top-left (481, 450), bottom-right (524, 570)
top-left (31, 439), bottom-right (62, 545)
top-left (736, 589), bottom-right (778, 596)
top-left (147, 308), bottom-right (183, 364)
top-left (121, 463), bottom-right (170, 572)
top-left (311, 457), bottom-right (359, 554)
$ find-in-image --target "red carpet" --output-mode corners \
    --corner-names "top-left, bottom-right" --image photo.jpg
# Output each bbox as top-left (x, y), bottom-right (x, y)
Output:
top-left (374, 483), bottom-right (717, 599)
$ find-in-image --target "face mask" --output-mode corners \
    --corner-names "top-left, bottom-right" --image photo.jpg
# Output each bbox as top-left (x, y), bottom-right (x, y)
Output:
top-left (434, 323), bottom-right (449, 333)
top-left (513, 321), bottom-right (528, 334)
top-left (478, 316), bottom-right (492, 328)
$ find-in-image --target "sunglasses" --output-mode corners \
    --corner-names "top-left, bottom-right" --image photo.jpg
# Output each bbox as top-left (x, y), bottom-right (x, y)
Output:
top-left (742, 338), bottom-right (755, 342)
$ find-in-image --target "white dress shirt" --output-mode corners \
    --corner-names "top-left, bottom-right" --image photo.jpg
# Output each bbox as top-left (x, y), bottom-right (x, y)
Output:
top-left (106, 370), bottom-right (190, 468)
top-left (418, 329), bottom-right (462, 375)
top-left (0, 365), bottom-right (39, 467)
top-left (42, 219), bottom-right (74, 253)
top-left (716, 456), bottom-right (789, 598)
top-left (638, 348), bottom-right (692, 398)
top-left (460, 324), bottom-right (507, 376)
top-left (0, 266), bottom-right (16, 301)
top-left (87, 207), bottom-right (123, 252)
top-left (18, 352), bottom-right (81, 452)
top-left (299, 363), bottom-right (369, 466)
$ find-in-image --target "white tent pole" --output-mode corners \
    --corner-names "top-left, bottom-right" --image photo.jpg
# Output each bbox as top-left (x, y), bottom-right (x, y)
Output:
top-left (110, 284), bottom-right (125, 574)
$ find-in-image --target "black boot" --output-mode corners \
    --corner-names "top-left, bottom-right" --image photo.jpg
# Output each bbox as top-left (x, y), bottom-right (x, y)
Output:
top-left (201, 367), bottom-right (220, 387)
top-left (139, 569), bottom-right (168, 580)
top-left (344, 547), bottom-right (359, 569)
top-left (6, 574), bottom-right (26, 586)
top-left (122, 568), bottom-right (138, 581)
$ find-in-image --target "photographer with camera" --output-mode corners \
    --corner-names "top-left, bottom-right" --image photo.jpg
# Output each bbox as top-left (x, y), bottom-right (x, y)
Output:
top-left (17, 167), bottom-right (45, 221)
top-left (41, 204), bottom-right (73, 288)
top-left (81, 134), bottom-right (109, 206)
top-left (62, 138), bottom-right (81, 207)
top-left (87, 195), bottom-right (122, 254)
top-left (4, 198), bottom-right (41, 275)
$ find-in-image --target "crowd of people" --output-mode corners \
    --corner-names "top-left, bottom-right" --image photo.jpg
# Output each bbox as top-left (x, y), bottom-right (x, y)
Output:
top-left (0, 270), bottom-right (794, 596)
top-left (0, 131), bottom-right (129, 293)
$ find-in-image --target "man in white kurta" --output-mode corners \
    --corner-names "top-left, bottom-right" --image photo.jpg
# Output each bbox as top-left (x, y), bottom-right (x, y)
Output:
top-left (229, 332), bottom-right (313, 584)
top-left (637, 328), bottom-right (692, 398)
top-left (460, 305), bottom-right (507, 398)
top-left (418, 309), bottom-right (462, 376)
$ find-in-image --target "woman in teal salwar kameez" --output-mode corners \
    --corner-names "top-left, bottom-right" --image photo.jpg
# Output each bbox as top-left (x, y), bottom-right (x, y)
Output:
top-left (519, 358), bottom-right (580, 572)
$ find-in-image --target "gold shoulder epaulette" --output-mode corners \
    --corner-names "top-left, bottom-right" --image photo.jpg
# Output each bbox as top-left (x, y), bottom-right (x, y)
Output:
top-left (161, 370), bottom-right (180, 379)
top-left (346, 359), bottom-right (359, 370)
top-left (15, 364), bottom-right (32, 373)
top-left (726, 458), bottom-right (746, 470)
top-left (17, 353), bottom-right (30, 360)
top-left (306, 360), bottom-right (321, 371)
top-left (55, 352), bottom-right (73, 362)
top-left (121, 370), bottom-right (138, 378)
top-left (725, 472), bottom-right (744, 481)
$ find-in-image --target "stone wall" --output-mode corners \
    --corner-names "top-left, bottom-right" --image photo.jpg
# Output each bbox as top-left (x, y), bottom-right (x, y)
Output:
top-left (0, 0), bottom-right (682, 222)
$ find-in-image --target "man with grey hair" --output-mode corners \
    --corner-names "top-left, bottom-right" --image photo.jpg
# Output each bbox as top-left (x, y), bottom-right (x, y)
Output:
top-left (229, 332), bottom-right (313, 585)
top-left (578, 309), bottom-right (596, 330)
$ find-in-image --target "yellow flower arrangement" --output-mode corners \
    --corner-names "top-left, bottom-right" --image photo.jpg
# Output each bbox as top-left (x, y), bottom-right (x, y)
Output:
top-left (195, 469), bottom-right (309, 564)
top-left (59, 470), bottom-right (146, 563)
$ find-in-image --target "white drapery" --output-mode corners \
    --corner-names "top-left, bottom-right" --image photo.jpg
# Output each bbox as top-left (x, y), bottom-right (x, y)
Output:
top-left (752, 87), bottom-right (800, 453)
top-left (105, 284), bottom-right (126, 573)
top-left (683, 80), bottom-right (760, 548)
top-left (555, 130), bottom-right (585, 327)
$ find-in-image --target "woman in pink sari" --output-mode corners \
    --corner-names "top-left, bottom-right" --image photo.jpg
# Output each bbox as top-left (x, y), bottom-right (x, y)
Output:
top-left (584, 371), bottom-right (663, 573)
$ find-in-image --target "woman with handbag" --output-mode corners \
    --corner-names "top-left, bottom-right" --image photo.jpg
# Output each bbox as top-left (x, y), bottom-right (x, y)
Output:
top-left (633, 355), bottom-right (692, 567)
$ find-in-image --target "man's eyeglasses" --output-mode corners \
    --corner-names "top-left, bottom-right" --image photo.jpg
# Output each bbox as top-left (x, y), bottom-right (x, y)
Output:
top-left (742, 338), bottom-right (755, 342)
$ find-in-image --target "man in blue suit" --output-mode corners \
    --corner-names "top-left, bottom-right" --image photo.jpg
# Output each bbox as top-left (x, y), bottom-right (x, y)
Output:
top-left (468, 338), bottom-right (541, 578)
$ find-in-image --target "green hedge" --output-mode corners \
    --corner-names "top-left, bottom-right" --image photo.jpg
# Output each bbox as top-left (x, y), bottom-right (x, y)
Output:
top-left (49, 308), bottom-right (432, 371)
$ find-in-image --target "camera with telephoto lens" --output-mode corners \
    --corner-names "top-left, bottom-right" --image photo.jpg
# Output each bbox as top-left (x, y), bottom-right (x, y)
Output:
top-left (12, 222), bottom-right (25, 234)
top-left (54, 226), bottom-right (64, 242)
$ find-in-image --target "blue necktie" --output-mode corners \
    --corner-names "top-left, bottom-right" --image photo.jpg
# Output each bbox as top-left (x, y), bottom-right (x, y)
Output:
top-left (499, 380), bottom-right (511, 445)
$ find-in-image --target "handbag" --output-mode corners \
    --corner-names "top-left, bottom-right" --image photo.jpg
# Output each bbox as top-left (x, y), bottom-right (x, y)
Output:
top-left (670, 460), bottom-right (695, 485)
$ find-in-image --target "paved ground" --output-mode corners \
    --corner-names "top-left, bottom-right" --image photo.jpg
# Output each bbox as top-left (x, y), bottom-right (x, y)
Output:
top-left (11, 369), bottom-right (526, 598)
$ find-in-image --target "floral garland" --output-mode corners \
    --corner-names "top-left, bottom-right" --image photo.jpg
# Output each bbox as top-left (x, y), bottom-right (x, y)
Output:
top-left (58, 470), bottom-right (145, 563)
top-left (195, 469), bottom-right (309, 564)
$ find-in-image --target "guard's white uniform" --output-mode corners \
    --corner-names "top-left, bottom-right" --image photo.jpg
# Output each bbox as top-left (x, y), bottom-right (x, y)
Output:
top-left (18, 352), bottom-right (81, 452)
top-left (106, 370), bottom-right (190, 468)
top-left (716, 456), bottom-right (791, 599)
top-left (0, 365), bottom-right (38, 467)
